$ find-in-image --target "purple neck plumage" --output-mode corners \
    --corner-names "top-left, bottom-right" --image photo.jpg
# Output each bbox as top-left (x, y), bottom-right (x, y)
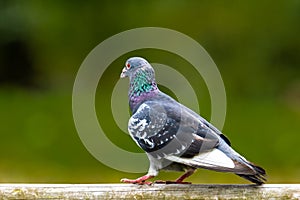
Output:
top-left (128, 69), bottom-right (159, 112)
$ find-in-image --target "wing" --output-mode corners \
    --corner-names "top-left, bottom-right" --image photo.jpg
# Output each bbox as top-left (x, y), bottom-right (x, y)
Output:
top-left (128, 99), bottom-right (221, 160)
top-left (181, 104), bottom-right (231, 146)
top-left (128, 102), bottom-right (183, 157)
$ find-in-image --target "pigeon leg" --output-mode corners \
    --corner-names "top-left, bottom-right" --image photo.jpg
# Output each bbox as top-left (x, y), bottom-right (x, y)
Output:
top-left (175, 168), bottom-right (195, 183)
top-left (155, 168), bottom-right (196, 184)
top-left (121, 175), bottom-right (154, 185)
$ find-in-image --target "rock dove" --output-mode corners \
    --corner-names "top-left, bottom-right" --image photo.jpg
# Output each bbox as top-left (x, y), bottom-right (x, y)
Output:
top-left (120, 57), bottom-right (266, 185)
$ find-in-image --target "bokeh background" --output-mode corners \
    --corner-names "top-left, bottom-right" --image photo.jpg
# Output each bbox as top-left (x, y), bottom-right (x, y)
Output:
top-left (0, 1), bottom-right (299, 183)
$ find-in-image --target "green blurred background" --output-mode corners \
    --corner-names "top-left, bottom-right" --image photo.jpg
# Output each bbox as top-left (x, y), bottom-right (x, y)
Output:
top-left (0, 1), bottom-right (299, 183)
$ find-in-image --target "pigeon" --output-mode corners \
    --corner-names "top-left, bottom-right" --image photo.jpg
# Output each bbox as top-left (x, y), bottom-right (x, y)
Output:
top-left (120, 57), bottom-right (266, 185)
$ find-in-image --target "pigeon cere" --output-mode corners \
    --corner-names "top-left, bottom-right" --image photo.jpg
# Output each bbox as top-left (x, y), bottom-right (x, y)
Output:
top-left (120, 57), bottom-right (266, 185)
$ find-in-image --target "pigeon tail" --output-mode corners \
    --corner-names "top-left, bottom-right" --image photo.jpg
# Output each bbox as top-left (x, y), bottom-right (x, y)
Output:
top-left (236, 162), bottom-right (266, 185)
top-left (217, 140), bottom-right (267, 185)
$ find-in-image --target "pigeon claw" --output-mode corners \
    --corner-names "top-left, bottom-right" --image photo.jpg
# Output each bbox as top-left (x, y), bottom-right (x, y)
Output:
top-left (121, 178), bottom-right (152, 185)
top-left (121, 175), bottom-right (154, 185)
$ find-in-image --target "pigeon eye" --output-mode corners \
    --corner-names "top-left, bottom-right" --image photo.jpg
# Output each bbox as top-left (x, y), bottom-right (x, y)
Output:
top-left (126, 63), bottom-right (131, 69)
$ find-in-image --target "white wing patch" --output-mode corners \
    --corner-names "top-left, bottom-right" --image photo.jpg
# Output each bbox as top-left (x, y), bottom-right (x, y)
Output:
top-left (128, 117), bottom-right (149, 138)
top-left (128, 104), bottom-right (150, 138)
top-left (129, 118), bottom-right (148, 131)
top-left (144, 139), bottom-right (155, 148)
top-left (166, 148), bottom-right (235, 169)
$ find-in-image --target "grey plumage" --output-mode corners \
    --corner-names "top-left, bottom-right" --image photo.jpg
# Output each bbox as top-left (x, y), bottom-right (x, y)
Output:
top-left (120, 57), bottom-right (266, 185)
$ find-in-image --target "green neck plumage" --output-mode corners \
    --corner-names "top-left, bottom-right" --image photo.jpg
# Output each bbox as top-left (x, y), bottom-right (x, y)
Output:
top-left (129, 69), bottom-right (158, 98)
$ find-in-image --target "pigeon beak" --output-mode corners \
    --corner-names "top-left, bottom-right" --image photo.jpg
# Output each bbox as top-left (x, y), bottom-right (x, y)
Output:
top-left (120, 67), bottom-right (127, 78)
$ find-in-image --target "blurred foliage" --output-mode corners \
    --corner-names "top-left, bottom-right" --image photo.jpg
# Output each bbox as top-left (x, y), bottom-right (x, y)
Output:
top-left (0, 1), bottom-right (299, 183)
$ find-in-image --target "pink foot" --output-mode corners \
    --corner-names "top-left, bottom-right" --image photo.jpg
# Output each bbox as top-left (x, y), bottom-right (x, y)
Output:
top-left (121, 175), bottom-right (154, 185)
top-left (121, 178), bottom-right (152, 185)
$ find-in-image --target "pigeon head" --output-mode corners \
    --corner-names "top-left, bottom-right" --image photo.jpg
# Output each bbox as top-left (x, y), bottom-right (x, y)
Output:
top-left (120, 57), bottom-right (154, 79)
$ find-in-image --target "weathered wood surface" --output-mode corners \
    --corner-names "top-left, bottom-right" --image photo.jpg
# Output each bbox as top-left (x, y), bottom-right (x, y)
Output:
top-left (0, 184), bottom-right (299, 199)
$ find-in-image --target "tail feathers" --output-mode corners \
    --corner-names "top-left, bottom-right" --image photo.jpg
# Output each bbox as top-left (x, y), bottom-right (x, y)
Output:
top-left (236, 163), bottom-right (267, 185)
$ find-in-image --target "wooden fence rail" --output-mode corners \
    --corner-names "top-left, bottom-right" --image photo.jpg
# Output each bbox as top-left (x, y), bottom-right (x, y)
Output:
top-left (0, 184), bottom-right (299, 199)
